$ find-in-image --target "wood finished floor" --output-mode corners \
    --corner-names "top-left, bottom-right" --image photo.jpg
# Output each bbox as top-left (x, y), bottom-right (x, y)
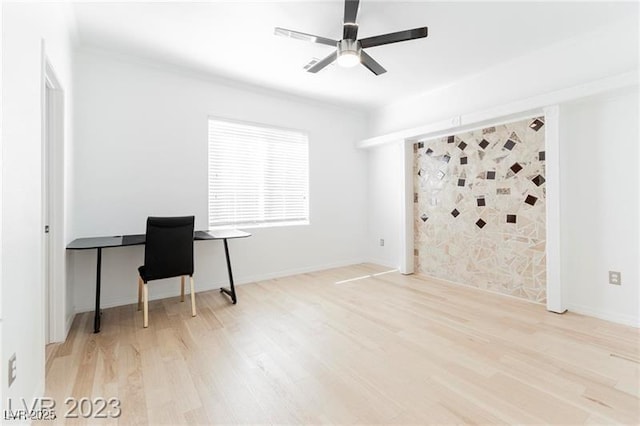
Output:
top-left (44, 264), bottom-right (640, 425)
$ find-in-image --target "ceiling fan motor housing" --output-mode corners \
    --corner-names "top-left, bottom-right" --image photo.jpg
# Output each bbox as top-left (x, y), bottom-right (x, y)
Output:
top-left (337, 39), bottom-right (361, 67)
top-left (338, 39), bottom-right (361, 57)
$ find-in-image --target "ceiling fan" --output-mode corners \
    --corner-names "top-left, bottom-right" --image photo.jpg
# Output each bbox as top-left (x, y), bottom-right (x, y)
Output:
top-left (274, 0), bottom-right (428, 75)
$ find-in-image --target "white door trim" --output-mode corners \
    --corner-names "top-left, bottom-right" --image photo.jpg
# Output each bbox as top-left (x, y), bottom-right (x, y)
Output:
top-left (41, 42), bottom-right (66, 343)
top-left (543, 105), bottom-right (565, 313)
top-left (399, 140), bottom-right (414, 275)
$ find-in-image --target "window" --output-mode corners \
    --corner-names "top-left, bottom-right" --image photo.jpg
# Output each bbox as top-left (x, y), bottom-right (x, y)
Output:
top-left (208, 118), bottom-right (309, 228)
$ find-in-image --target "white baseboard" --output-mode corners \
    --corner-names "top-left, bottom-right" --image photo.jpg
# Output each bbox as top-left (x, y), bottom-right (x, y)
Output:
top-left (566, 303), bottom-right (640, 328)
top-left (237, 258), bottom-right (367, 284)
top-left (364, 257), bottom-right (398, 270)
top-left (65, 313), bottom-right (74, 337)
top-left (74, 258), bottom-right (366, 314)
top-left (71, 261), bottom-right (639, 329)
top-left (417, 273), bottom-right (638, 327)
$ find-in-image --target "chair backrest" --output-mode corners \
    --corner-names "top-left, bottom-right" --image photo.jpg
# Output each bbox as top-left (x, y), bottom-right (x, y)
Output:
top-left (143, 216), bottom-right (195, 281)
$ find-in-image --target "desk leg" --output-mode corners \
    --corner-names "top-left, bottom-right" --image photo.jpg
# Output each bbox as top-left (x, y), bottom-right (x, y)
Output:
top-left (219, 238), bottom-right (237, 304)
top-left (94, 247), bottom-right (102, 333)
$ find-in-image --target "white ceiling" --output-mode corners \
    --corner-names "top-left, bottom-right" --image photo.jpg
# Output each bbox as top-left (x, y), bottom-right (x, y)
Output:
top-left (71, 1), bottom-right (637, 111)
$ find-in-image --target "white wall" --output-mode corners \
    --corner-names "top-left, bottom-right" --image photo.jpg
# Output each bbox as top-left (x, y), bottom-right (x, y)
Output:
top-left (560, 90), bottom-right (639, 326)
top-left (1, 1), bottom-right (74, 409)
top-left (70, 49), bottom-right (368, 312)
top-left (366, 142), bottom-right (403, 268)
top-left (368, 17), bottom-right (638, 137)
top-left (0, 1), bottom-right (4, 408)
top-left (362, 15), bottom-right (639, 326)
top-left (365, 91), bottom-right (639, 326)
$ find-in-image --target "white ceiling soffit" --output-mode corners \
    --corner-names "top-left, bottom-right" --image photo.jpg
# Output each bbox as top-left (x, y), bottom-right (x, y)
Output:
top-left (71, 1), bottom-right (639, 111)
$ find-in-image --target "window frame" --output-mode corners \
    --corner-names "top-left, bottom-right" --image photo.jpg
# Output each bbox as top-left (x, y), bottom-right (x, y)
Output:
top-left (207, 116), bottom-right (310, 230)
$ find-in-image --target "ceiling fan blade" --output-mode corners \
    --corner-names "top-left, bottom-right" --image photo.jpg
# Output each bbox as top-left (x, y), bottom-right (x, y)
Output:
top-left (360, 50), bottom-right (387, 75)
top-left (274, 27), bottom-right (338, 47)
top-left (307, 51), bottom-right (338, 73)
top-left (344, 0), bottom-right (360, 24)
top-left (359, 27), bottom-right (428, 49)
top-left (342, 0), bottom-right (360, 40)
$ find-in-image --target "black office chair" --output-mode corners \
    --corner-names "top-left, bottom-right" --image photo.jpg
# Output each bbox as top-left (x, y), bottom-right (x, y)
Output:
top-left (137, 216), bottom-right (197, 328)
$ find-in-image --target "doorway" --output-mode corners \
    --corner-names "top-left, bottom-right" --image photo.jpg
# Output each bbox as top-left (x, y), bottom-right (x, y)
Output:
top-left (42, 56), bottom-right (64, 344)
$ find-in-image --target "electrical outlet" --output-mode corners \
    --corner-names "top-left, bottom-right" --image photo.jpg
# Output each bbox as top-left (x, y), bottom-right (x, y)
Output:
top-left (609, 271), bottom-right (621, 285)
top-left (379, 238), bottom-right (385, 247)
top-left (8, 353), bottom-right (16, 387)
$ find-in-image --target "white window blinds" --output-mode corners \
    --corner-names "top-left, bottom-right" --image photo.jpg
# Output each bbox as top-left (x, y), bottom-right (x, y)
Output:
top-left (208, 118), bottom-right (309, 228)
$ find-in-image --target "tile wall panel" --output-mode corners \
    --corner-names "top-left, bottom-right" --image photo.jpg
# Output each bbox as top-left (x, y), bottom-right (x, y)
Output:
top-left (414, 117), bottom-right (546, 302)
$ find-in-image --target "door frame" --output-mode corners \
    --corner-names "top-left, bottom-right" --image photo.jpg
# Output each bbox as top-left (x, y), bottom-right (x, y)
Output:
top-left (41, 44), bottom-right (66, 343)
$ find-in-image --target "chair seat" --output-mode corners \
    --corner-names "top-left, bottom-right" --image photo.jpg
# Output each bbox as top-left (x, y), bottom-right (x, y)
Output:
top-left (138, 265), bottom-right (192, 283)
top-left (138, 265), bottom-right (147, 282)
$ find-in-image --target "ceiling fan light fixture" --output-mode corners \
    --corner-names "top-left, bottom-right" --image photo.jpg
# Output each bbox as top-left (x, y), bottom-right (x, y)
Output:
top-left (337, 50), bottom-right (360, 67)
top-left (336, 39), bottom-right (361, 68)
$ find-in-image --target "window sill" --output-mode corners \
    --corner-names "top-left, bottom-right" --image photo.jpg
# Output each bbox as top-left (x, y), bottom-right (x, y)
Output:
top-left (208, 220), bottom-right (310, 231)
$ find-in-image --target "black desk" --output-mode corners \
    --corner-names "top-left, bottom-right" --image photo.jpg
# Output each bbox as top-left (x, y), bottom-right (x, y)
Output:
top-left (67, 229), bottom-right (251, 333)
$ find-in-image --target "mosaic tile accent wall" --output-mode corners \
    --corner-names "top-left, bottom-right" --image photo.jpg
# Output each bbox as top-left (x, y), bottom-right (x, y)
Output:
top-left (414, 117), bottom-right (546, 303)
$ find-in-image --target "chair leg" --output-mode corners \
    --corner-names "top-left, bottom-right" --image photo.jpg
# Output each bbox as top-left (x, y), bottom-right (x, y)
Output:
top-left (190, 276), bottom-right (196, 317)
top-left (137, 277), bottom-right (143, 311)
top-left (143, 283), bottom-right (149, 328)
top-left (180, 276), bottom-right (185, 302)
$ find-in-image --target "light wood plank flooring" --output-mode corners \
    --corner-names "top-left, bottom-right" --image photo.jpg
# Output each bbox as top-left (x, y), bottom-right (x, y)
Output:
top-left (44, 264), bottom-right (639, 424)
